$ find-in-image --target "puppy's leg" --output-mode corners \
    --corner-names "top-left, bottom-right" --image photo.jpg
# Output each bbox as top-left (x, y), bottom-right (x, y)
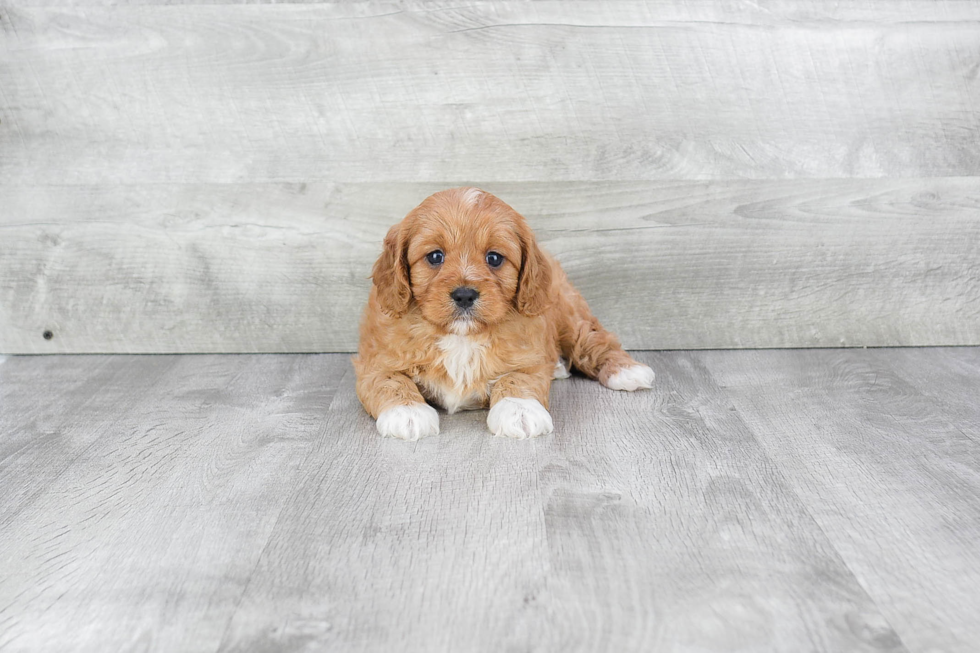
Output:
top-left (487, 366), bottom-right (554, 439)
top-left (355, 368), bottom-right (439, 441)
top-left (558, 292), bottom-right (655, 392)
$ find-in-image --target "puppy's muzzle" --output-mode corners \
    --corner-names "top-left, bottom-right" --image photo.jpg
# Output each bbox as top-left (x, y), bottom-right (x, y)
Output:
top-left (450, 286), bottom-right (479, 311)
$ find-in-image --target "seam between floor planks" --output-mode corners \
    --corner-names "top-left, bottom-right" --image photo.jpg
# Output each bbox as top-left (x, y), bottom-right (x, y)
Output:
top-left (698, 348), bottom-right (980, 653)
top-left (1, 350), bottom-right (978, 651)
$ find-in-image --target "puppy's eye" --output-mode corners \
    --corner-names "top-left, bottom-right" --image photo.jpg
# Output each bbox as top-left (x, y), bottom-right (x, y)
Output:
top-left (486, 251), bottom-right (504, 268)
top-left (425, 250), bottom-right (444, 266)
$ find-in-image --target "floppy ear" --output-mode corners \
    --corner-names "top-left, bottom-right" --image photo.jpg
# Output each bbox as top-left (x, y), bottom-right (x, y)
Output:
top-left (515, 219), bottom-right (553, 317)
top-left (371, 221), bottom-right (412, 317)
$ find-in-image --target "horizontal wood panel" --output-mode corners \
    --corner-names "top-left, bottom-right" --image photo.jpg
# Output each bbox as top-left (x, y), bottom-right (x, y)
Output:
top-left (2, 2), bottom-right (979, 183)
top-left (2, 179), bottom-right (978, 353)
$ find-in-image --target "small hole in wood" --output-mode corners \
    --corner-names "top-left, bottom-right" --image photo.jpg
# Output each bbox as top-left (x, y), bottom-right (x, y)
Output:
top-left (43, 330), bottom-right (53, 340)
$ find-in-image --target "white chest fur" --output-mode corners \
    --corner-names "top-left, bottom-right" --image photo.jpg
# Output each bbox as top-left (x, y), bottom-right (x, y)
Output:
top-left (437, 334), bottom-right (486, 389)
top-left (419, 334), bottom-right (490, 414)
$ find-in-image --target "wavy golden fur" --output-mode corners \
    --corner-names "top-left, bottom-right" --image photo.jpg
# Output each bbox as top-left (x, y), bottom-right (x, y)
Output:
top-left (353, 187), bottom-right (653, 439)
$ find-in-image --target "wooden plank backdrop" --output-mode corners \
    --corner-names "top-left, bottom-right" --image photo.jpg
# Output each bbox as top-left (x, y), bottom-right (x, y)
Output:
top-left (1, 1), bottom-right (979, 353)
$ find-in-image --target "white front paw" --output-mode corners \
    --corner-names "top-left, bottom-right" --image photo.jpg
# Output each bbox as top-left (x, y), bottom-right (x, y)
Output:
top-left (487, 398), bottom-right (554, 439)
top-left (603, 364), bottom-right (655, 391)
top-left (376, 403), bottom-right (440, 440)
top-left (552, 357), bottom-right (571, 380)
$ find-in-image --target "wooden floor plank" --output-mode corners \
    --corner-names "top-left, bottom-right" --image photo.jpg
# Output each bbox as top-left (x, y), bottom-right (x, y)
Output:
top-left (0, 355), bottom-right (181, 525)
top-left (526, 351), bottom-right (906, 652)
top-left (0, 354), bottom-right (348, 652)
top-left (868, 347), bottom-right (980, 447)
top-left (216, 369), bottom-right (551, 653)
top-left (221, 353), bottom-right (907, 652)
top-left (2, 350), bottom-right (978, 651)
top-left (699, 348), bottom-right (980, 653)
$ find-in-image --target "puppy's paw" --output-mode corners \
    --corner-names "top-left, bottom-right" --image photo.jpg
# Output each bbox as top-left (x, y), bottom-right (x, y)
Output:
top-left (552, 357), bottom-right (571, 380)
top-left (602, 364), bottom-right (655, 391)
top-left (376, 403), bottom-right (440, 440)
top-left (487, 398), bottom-right (554, 439)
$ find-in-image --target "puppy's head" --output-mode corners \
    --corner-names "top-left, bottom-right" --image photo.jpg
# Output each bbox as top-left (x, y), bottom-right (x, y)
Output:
top-left (371, 187), bottom-right (552, 333)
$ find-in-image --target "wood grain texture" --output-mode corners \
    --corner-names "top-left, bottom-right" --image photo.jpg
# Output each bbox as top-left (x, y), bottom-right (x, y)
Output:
top-left (868, 347), bottom-right (980, 447)
top-left (526, 351), bottom-right (906, 652)
top-left (0, 352), bottom-right (937, 652)
top-left (2, 179), bottom-right (978, 353)
top-left (1, 2), bottom-right (979, 183)
top-left (0, 355), bottom-right (178, 526)
top-left (2, 0), bottom-right (979, 352)
top-left (215, 367), bottom-right (553, 652)
top-left (0, 353), bottom-right (348, 652)
top-left (700, 348), bottom-right (980, 653)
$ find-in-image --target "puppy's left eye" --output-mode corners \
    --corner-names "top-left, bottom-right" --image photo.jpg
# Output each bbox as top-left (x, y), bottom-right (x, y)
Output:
top-left (486, 251), bottom-right (504, 268)
top-left (425, 250), bottom-right (444, 266)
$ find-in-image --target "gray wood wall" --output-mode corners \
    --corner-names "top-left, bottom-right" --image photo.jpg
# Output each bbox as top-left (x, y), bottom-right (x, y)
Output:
top-left (2, 1), bottom-right (978, 353)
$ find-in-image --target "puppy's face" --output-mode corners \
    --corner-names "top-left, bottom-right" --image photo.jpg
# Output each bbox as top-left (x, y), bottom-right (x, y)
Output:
top-left (371, 188), bottom-right (551, 333)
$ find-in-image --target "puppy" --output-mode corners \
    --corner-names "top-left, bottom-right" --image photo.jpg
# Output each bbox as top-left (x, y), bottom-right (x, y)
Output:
top-left (353, 187), bottom-right (655, 440)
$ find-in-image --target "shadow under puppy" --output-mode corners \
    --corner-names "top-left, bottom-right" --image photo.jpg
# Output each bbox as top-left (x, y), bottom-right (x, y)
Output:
top-left (354, 187), bottom-right (654, 440)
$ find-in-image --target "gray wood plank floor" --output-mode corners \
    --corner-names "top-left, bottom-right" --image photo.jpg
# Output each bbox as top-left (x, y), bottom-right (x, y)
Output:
top-left (1, 349), bottom-right (978, 652)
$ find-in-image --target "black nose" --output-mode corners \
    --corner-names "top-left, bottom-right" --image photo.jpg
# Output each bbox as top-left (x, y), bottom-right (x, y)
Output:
top-left (450, 286), bottom-right (480, 309)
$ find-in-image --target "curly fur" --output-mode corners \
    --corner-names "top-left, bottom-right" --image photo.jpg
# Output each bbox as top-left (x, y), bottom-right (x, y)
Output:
top-left (353, 187), bottom-right (653, 438)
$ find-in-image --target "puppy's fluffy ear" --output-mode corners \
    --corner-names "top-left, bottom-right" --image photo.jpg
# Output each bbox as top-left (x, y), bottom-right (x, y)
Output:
top-left (515, 219), bottom-right (553, 316)
top-left (371, 221), bottom-right (412, 317)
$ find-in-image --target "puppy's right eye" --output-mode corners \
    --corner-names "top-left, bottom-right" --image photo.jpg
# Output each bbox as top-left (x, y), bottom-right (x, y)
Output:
top-left (425, 250), bottom-right (444, 266)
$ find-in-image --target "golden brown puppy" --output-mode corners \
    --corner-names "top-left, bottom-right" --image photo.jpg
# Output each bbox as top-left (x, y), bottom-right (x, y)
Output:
top-left (353, 187), bottom-right (654, 440)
